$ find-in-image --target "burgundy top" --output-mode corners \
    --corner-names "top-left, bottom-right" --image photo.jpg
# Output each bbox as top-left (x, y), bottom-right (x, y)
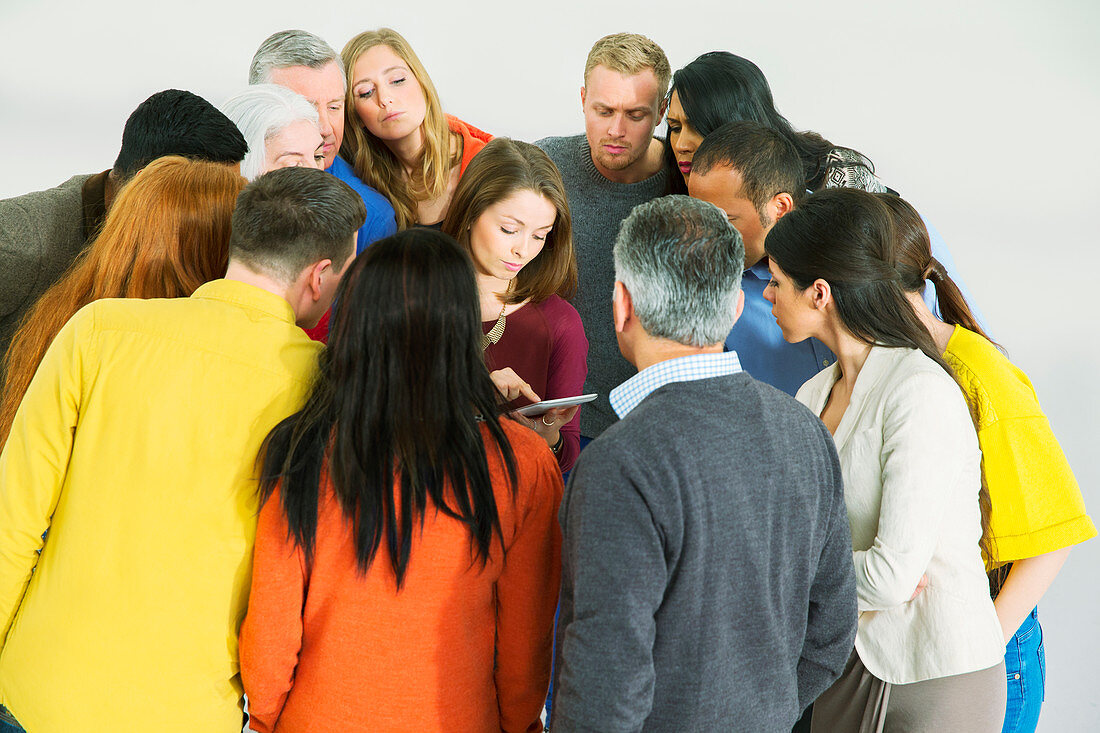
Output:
top-left (484, 295), bottom-right (588, 472)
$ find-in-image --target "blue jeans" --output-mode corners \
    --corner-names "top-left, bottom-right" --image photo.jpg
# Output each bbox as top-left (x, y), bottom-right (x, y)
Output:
top-left (0, 704), bottom-right (24, 733)
top-left (1002, 607), bottom-right (1045, 733)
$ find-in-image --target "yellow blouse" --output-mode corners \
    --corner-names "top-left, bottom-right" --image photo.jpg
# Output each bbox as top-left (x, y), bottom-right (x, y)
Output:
top-left (944, 326), bottom-right (1096, 567)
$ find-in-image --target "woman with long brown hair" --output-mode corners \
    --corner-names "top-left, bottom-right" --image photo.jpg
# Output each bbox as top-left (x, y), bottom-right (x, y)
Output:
top-left (442, 138), bottom-right (587, 472)
top-left (341, 27), bottom-right (491, 229)
top-left (0, 156), bottom-right (245, 445)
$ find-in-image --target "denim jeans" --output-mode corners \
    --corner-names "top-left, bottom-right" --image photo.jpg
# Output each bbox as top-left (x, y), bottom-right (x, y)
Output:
top-left (0, 704), bottom-right (24, 733)
top-left (1002, 607), bottom-right (1045, 733)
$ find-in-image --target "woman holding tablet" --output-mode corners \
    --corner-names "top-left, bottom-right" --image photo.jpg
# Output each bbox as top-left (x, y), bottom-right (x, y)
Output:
top-left (442, 138), bottom-right (587, 472)
top-left (340, 28), bottom-right (491, 229)
top-left (764, 188), bottom-right (1006, 731)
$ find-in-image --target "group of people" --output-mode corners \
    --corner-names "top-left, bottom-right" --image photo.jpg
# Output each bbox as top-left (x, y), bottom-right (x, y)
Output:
top-left (0, 25), bottom-right (1093, 733)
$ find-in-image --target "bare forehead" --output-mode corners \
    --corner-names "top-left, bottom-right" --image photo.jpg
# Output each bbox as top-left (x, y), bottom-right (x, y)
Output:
top-left (689, 166), bottom-right (752, 205)
top-left (267, 62), bottom-right (345, 100)
top-left (584, 64), bottom-right (661, 109)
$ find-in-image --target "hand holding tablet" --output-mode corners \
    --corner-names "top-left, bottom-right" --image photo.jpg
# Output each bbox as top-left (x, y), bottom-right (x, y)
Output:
top-left (514, 394), bottom-right (598, 417)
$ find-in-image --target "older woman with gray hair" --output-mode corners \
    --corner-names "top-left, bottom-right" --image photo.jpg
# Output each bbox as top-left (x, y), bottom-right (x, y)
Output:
top-left (220, 84), bottom-right (324, 180)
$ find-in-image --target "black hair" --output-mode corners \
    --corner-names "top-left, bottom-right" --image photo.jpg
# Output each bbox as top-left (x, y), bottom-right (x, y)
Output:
top-left (691, 121), bottom-right (805, 216)
top-left (112, 89), bottom-right (248, 182)
top-left (229, 166), bottom-right (366, 281)
top-left (764, 188), bottom-right (949, 372)
top-left (666, 51), bottom-right (869, 193)
top-left (257, 228), bottom-right (517, 588)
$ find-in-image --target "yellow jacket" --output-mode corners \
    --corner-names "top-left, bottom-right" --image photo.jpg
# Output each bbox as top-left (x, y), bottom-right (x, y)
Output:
top-left (0, 280), bottom-right (320, 732)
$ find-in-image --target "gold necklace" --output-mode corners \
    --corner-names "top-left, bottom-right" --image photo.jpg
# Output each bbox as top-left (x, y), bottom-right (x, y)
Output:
top-left (482, 304), bottom-right (507, 349)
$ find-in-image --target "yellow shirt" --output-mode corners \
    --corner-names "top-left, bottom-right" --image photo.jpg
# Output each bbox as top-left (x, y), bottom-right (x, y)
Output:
top-left (944, 326), bottom-right (1096, 567)
top-left (0, 280), bottom-right (321, 732)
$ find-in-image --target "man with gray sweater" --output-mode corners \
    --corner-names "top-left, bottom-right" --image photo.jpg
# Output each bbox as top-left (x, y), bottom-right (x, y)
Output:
top-left (536, 32), bottom-right (670, 441)
top-left (552, 196), bottom-right (857, 732)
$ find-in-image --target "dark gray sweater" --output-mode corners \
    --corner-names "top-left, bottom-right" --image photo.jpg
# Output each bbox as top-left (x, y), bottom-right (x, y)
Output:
top-left (534, 134), bottom-right (668, 438)
top-left (553, 373), bottom-right (857, 732)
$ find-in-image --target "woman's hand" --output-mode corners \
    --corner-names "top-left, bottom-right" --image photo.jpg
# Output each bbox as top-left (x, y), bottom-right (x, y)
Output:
top-left (513, 406), bottom-right (579, 452)
top-left (489, 368), bottom-right (540, 404)
top-left (909, 574), bottom-right (929, 601)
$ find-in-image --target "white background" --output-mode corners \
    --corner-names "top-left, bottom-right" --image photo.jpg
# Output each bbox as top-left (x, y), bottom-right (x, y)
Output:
top-left (1, 0), bottom-right (1097, 728)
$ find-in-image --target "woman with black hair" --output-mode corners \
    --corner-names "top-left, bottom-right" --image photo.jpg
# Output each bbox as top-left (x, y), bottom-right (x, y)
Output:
top-left (238, 229), bottom-right (562, 733)
top-left (665, 51), bottom-right (885, 195)
top-left (764, 188), bottom-right (1006, 731)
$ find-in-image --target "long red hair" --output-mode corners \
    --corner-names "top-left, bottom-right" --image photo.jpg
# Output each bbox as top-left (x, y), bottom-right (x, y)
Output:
top-left (0, 156), bottom-right (245, 445)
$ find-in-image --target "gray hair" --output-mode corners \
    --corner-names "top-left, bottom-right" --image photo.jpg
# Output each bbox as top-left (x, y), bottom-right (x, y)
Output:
top-left (248, 30), bottom-right (345, 86)
top-left (614, 195), bottom-right (745, 347)
top-left (221, 84), bottom-right (319, 180)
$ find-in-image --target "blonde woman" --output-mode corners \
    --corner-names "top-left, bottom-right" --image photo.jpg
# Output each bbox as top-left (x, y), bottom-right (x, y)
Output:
top-left (341, 28), bottom-right (491, 228)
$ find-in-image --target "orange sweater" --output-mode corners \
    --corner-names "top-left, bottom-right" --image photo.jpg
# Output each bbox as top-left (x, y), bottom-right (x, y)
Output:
top-left (239, 421), bottom-right (562, 732)
top-left (448, 114), bottom-right (492, 175)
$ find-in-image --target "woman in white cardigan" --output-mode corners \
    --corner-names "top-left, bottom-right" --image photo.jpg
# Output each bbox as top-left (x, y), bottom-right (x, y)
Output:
top-left (763, 188), bottom-right (1006, 732)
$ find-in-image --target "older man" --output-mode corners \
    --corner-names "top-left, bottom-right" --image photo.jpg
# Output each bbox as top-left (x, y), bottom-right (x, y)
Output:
top-left (552, 196), bottom-right (857, 732)
top-left (250, 29), bottom-right (396, 254)
top-left (0, 89), bottom-right (246, 366)
top-left (536, 33), bottom-right (670, 442)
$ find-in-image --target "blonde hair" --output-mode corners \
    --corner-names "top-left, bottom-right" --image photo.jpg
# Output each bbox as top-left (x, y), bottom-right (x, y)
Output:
top-left (341, 28), bottom-right (455, 229)
top-left (583, 33), bottom-right (671, 101)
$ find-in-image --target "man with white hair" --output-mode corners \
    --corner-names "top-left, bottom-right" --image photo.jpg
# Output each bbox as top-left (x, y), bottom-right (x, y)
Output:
top-left (552, 196), bottom-right (857, 732)
top-left (249, 29), bottom-right (396, 254)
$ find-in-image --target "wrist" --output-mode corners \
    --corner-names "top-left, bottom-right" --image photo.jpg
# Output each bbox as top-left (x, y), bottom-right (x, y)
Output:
top-left (550, 431), bottom-right (564, 454)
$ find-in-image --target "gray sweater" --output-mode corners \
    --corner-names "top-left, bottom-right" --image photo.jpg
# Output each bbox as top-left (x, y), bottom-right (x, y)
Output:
top-left (553, 373), bottom-right (857, 732)
top-left (0, 174), bottom-right (93, 369)
top-left (535, 135), bottom-right (667, 438)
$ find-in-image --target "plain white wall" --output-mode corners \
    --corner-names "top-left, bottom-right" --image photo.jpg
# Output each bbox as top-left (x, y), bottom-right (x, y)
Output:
top-left (1, 0), bottom-right (1097, 727)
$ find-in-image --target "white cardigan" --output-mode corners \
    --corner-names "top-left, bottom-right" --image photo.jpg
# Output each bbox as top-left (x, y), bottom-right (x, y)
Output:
top-left (796, 345), bottom-right (1004, 684)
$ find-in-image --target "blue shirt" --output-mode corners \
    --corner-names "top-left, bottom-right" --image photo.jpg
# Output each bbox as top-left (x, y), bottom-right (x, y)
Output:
top-left (727, 216), bottom-right (986, 396)
top-left (326, 156), bottom-right (397, 253)
top-left (610, 350), bottom-right (743, 418)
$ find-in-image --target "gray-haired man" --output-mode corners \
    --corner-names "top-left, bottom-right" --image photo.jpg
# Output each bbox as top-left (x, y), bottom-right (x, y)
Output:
top-left (249, 30), bottom-right (396, 257)
top-left (552, 196), bottom-right (857, 732)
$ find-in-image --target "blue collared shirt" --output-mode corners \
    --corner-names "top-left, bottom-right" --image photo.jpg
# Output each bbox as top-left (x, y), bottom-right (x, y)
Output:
top-left (610, 350), bottom-right (743, 418)
top-left (726, 216), bottom-right (987, 397)
top-left (327, 156), bottom-right (398, 253)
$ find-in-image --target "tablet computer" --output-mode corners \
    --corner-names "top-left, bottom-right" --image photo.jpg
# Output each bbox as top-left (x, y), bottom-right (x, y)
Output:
top-left (514, 393), bottom-right (598, 417)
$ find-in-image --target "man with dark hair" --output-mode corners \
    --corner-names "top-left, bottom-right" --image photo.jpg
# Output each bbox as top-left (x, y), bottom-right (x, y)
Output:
top-left (690, 120), bottom-right (981, 402)
top-left (0, 89), bottom-right (247, 365)
top-left (552, 195), bottom-right (856, 732)
top-left (0, 167), bottom-right (363, 732)
top-left (687, 121), bottom-right (812, 396)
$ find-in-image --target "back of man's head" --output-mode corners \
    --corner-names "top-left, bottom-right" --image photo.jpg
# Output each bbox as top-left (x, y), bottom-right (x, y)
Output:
top-left (692, 121), bottom-right (804, 211)
top-left (584, 32), bottom-right (671, 99)
top-left (248, 29), bottom-right (344, 85)
top-left (614, 195), bottom-right (744, 347)
top-left (230, 167), bottom-right (366, 283)
top-left (113, 90), bottom-right (247, 183)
